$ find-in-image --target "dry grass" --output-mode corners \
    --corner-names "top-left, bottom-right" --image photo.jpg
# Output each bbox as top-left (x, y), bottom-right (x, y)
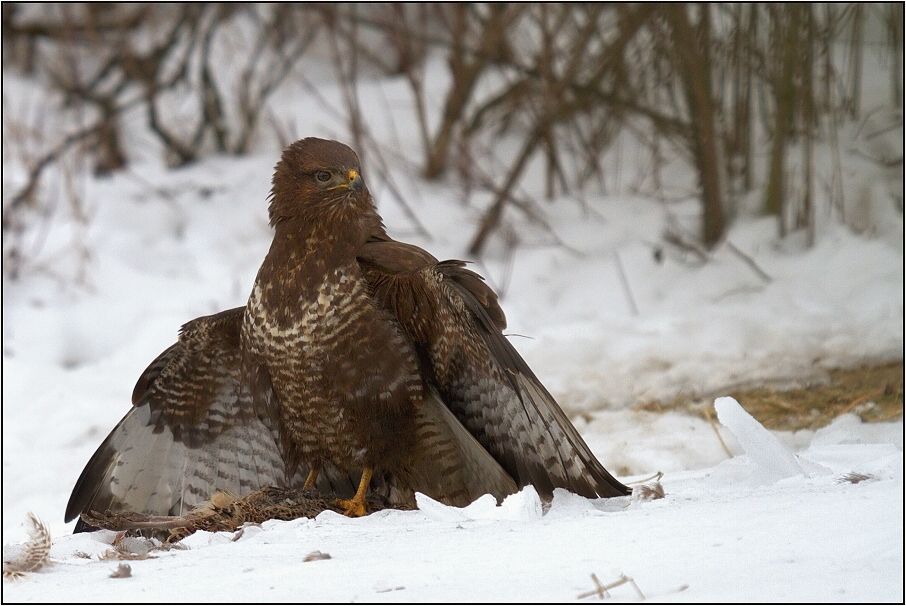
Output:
top-left (637, 361), bottom-right (904, 431)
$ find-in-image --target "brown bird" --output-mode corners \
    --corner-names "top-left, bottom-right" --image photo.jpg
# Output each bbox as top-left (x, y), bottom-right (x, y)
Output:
top-left (65, 138), bottom-right (629, 529)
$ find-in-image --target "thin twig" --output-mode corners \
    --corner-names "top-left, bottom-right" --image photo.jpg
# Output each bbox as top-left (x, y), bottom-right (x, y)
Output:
top-left (723, 240), bottom-right (772, 283)
top-left (704, 407), bottom-right (734, 458)
top-left (578, 573), bottom-right (645, 600)
top-left (627, 471), bottom-right (664, 485)
top-left (614, 249), bottom-right (639, 316)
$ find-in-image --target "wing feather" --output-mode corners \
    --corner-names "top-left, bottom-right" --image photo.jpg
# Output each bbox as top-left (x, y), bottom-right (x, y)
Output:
top-left (439, 263), bottom-right (630, 498)
top-left (405, 388), bottom-right (518, 506)
top-left (360, 241), bottom-right (630, 501)
top-left (65, 308), bottom-right (286, 530)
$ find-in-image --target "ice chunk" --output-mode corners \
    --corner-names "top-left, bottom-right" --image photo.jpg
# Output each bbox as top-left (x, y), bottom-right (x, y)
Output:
top-left (547, 488), bottom-right (594, 516)
top-left (415, 492), bottom-right (469, 522)
top-left (496, 486), bottom-right (543, 520)
top-left (714, 396), bottom-right (804, 485)
top-left (416, 486), bottom-right (543, 522)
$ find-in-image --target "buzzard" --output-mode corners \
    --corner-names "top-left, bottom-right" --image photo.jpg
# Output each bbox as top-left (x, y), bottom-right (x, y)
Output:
top-left (66, 138), bottom-right (629, 528)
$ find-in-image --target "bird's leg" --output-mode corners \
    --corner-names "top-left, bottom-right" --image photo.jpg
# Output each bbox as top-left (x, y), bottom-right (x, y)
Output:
top-left (337, 467), bottom-right (372, 517)
top-left (302, 461), bottom-right (322, 490)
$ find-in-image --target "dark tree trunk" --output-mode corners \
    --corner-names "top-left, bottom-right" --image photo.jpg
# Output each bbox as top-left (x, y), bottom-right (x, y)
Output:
top-left (669, 4), bottom-right (725, 249)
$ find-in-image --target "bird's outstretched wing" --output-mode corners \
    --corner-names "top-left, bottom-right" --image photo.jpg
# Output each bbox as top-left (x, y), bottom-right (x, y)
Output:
top-left (65, 305), bottom-right (518, 529)
top-left (65, 308), bottom-right (287, 531)
top-left (359, 239), bottom-right (631, 500)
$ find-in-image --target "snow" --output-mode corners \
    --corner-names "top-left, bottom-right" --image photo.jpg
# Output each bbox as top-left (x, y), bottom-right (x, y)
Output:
top-left (4, 419), bottom-right (902, 602)
top-left (3, 46), bottom-right (903, 602)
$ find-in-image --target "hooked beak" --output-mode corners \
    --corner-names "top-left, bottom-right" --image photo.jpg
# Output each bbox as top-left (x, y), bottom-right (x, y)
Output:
top-left (327, 169), bottom-right (364, 192)
top-left (347, 170), bottom-right (364, 192)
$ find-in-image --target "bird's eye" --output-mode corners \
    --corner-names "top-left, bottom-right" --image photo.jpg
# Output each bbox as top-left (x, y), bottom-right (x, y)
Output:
top-left (316, 171), bottom-right (332, 182)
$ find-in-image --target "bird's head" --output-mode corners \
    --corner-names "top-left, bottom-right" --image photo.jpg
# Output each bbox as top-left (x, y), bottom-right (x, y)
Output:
top-left (268, 138), bottom-right (373, 228)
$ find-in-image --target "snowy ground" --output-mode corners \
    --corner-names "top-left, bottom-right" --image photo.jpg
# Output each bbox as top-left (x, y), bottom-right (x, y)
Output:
top-left (3, 56), bottom-right (904, 601)
top-left (3, 403), bottom-right (902, 602)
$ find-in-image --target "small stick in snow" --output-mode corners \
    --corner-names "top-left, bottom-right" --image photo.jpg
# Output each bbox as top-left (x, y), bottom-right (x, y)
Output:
top-left (577, 573), bottom-right (610, 599)
top-left (627, 471), bottom-right (663, 486)
top-left (705, 407), bottom-right (734, 458)
top-left (578, 573), bottom-right (645, 600)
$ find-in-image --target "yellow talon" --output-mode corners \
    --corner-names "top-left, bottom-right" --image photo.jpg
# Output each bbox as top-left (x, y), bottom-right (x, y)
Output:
top-left (336, 497), bottom-right (369, 517)
top-left (337, 467), bottom-right (372, 517)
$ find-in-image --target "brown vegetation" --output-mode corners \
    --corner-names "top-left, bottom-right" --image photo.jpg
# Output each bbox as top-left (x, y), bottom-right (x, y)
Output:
top-left (638, 361), bottom-right (904, 431)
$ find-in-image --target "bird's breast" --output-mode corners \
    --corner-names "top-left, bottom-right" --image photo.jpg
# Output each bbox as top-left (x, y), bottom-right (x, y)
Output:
top-left (243, 265), bottom-right (365, 361)
top-left (241, 257), bottom-right (422, 471)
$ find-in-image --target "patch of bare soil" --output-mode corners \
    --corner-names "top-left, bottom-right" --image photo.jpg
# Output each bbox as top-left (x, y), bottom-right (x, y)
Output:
top-left (637, 361), bottom-right (904, 431)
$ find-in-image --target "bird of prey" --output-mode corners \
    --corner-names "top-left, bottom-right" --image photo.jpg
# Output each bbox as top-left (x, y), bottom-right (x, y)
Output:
top-left (65, 138), bottom-right (630, 528)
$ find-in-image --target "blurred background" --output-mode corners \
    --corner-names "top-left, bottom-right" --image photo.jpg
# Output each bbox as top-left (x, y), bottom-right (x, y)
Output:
top-left (3, 3), bottom-right (902, 265)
